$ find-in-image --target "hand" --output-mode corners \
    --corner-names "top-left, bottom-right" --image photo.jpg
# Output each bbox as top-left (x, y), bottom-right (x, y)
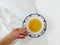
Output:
top-left (0, 28), bottom-right (28, 45)
top-left (9, 28), bottom-right (28, 39)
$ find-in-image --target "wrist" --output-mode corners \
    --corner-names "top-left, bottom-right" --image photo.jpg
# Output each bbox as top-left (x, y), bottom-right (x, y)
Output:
top-left (0, 35), bottom-right (16, 45)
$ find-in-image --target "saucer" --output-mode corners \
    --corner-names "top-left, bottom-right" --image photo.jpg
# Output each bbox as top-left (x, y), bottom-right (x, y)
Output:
top-left (22, 14), bottom-right (47, 38)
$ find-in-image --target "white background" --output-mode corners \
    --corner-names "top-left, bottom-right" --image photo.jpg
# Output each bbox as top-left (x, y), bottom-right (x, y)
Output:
top-left (35, 0), bottom-right (60, 45)
top-left (0, 0), bottom-right (60, 45)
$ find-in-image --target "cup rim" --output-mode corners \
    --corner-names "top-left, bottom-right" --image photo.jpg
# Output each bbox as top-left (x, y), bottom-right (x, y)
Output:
top-left (22, 14), bottom-right (47, 38)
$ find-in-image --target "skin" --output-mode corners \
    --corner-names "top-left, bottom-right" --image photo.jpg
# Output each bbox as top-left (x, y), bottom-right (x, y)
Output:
top-left (0, 28), bottom-right (28, 45)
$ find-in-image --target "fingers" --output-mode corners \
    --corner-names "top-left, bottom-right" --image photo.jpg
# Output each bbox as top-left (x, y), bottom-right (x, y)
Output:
top-left (14, 28), bottom-right (27, 34)
top-left (18, 28), bottom-right (27, 34)
top-left (23, 31), bottom-right (29, 36)
top-left (18, 34), bottom-right (26, 39)
top-left (18, 31), bottom-right (29, 39)
top-left (13, 28), bottom-right (28, 39)
top-left (18, 28), bottom-right (28, 39)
